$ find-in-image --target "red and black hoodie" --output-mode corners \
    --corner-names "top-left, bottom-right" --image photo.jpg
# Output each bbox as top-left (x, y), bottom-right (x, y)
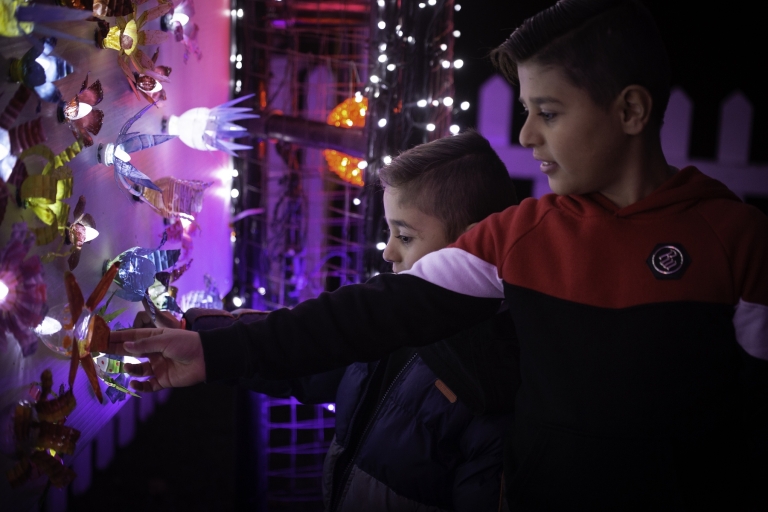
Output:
top-left (201, 167), bottom-right (768, 510)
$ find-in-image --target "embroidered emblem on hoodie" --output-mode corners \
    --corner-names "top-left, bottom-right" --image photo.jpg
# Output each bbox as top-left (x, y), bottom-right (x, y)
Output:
top-left (646, 243), bottom-right (690, 280)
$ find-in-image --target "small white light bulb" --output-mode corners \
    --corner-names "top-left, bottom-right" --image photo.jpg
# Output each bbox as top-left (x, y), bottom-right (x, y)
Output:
top-left (455, 4), bottom-right (461, 11)
top-left (237, 8), bottom-right (243, 17)
top-left (231, 188), bottom-right (240, 198)
top-left (417, 99), bottom-right (427, 107)
top-left (426, 123), bottom-right (436, 132)
top-left (454, 59), bottom-right (464, 69)
top-left (440, 44), bottom-right (448, 51)
top-left (378, 54), bottom-right (388, 63)
top-left (443, 97), bottom-right (454, 107)
top-left (418, 2), bottom-right (425, 8)
top-left (370, 75), bottom-right (380, 84)
top-left (353, 198), bottom-right (361, 206)
top-left (233, 296), bottom-right (243, 307)
top-left (460, 101), bottom-right (470, 110)
top-left (383, 155), bottom-right (392, 165)
top-left (378, 118), bottom-right (387, 127)
top-left (378, 21), bottom-right (386, 29)
top-left (258, 287), bottom-right (267, 295)
top-left (387, 63), bottom-right (396, 71)
top-left (432, 99), bottom-right (440, 106)
top-left (453, 30), bottom-right (461, 37)
top-left (450, 124), bottom-right (460, 135)
top-left (358, 160), bottom-right (368, 169)
top-left (376, 242), bottom-right (387, 250)
top-left (379, 43), bottom-right (387, 52)
top-left (441, 60), bottom-right (450, 69)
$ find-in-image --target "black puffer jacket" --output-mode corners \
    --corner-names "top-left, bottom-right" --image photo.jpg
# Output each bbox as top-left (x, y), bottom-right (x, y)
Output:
top-left (187, 307), bottom-right (518, 511)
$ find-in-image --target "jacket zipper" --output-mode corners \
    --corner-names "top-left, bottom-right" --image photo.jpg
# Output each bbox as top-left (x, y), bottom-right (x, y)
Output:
top-left (331, 353), bottom-right (418, 511)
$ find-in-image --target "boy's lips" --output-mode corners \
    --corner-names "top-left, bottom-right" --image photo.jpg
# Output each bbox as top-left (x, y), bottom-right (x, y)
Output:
top-left (535, 156), bottom-right (557, 174)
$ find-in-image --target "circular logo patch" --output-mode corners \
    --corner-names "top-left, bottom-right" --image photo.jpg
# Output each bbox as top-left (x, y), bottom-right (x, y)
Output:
top-left (646, 243), bottom-right (690, 280)
top-left (651, 245), bottom-right (684, 274)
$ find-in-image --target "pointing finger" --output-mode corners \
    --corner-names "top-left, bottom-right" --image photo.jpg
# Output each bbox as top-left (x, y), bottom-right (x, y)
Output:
top-left (130, 377), bottom-right (163, 393)
top-left (107, 328), bottom-right (167, 355)
top-left (125, 361), bottom-right (153, 377)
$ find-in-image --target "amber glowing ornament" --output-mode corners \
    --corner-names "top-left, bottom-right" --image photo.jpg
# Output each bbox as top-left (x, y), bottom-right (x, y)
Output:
top-left (322, 95), bottom-right (367, 187)
top-left (62, 262), bottom-right (120, 403)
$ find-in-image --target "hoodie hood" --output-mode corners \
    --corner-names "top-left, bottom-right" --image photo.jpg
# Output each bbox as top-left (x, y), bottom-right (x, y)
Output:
top-left (561, 167), bottom-right (742, 219)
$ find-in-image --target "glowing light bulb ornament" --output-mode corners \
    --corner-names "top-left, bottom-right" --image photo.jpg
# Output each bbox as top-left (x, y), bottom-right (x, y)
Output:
top-left (323, 95), bottom-right (367, 186)
top-left (165, 94), bottom-right (256, 156)
top-left (5, 37), bottom-right (73, 103)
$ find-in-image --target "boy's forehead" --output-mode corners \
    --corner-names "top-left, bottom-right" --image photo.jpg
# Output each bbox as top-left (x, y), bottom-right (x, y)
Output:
top-left (383, 187), bottom-right (445, 232)
top-left (518, 62), bottom-right (577, 101)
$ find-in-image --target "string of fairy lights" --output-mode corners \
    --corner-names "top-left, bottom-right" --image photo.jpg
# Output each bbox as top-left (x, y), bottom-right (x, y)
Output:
top-left (363, 0), bottom-right (469, 275)
top-left (224, 0), bottom-right (470, 296)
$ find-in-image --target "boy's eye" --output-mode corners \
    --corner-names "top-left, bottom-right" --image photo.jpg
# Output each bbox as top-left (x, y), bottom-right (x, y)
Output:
top-left (396, 235), bottom-right (412, 244)
top-left (538, 111), bottom-right (556, 121)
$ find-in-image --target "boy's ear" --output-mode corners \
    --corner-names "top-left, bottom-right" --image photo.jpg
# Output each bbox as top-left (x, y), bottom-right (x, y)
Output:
top-left (617, 85), bottom-right (653, 136)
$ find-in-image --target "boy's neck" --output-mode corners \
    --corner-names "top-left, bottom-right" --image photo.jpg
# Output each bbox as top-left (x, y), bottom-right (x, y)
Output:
top-left (599, 136), bottom-right (673, 209)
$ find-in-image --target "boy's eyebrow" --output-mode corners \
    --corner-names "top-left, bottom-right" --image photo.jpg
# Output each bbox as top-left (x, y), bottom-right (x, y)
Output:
top-left (520, 96), bottom-right (563, 106)
top-left (391, 219), bottom-right (416, 230)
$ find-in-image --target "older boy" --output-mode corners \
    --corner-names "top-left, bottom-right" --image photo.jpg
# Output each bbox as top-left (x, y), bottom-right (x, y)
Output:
top-left (111, 0), bottom-right (768, 509)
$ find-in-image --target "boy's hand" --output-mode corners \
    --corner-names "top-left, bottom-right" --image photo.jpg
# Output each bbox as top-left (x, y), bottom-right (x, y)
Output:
top-left (107, 328), bottom-right (206, 392)
top-left (132, 299), bottom-right (183, 329)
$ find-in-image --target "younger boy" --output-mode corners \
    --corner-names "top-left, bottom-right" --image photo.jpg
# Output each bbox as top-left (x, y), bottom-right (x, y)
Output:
top-left (111, 0), bottom-right (768, 509)
top-left (134, 131), bottom-right (519, 511)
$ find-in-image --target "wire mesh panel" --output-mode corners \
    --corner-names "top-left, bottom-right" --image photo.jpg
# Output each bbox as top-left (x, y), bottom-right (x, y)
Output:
top-left (231, 1), bottom-right (371, 509)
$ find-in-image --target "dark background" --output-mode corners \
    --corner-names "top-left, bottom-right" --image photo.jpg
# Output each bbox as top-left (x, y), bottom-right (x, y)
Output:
top-left (452, 0), bottom-right (768, 162)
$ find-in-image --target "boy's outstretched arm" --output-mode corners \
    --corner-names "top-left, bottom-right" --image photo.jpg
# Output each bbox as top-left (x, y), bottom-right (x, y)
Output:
top-left (106, 209), bottom-right (512, 389)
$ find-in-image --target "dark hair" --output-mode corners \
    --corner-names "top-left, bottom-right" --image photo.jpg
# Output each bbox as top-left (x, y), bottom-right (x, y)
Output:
top-left (378, 130), bottom-right (517, 241)
top-left (490, 0), bottom-right (670, 127)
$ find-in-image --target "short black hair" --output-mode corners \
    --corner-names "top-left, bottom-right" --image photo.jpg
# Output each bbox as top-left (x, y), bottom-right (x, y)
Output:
top-left (378, 130), bottom-right (517, 242)
top-left (491, 0), bottom-right (670, 127)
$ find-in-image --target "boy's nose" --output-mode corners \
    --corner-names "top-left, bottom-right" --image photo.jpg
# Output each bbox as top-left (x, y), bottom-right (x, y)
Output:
top-left (382, 242), bottom-right (398, 264)
top-left (518, 117), bottom-right (538, 148)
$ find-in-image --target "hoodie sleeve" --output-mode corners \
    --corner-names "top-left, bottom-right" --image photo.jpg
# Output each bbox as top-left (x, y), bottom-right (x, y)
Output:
top-left (199, 208), bottom-right (522, 382)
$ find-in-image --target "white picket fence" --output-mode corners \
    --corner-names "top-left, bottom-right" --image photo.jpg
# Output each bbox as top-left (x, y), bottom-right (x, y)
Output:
top-left (478, 75), bottom-right (768, 200)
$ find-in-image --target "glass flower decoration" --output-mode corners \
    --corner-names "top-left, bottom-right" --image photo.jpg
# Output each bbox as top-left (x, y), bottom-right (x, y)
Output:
top-left (159, 0), bottom-right (201, 63)
top-left (4, 369), bottom-right (80, 490)
top-left (130, 49), bottom-right (171, 104)
top-left (38, 195), bottom-right (98, 270)
top-left (58, 74), bottom-right (104, 147)
top-left (140, 176), bottom-right (211, 222)
top-left (106, 244), bottom-right (181, 302)
top-left (63, 261), bottom-right (120, 403)
top-left (56, 0), bottom-right (134, 18)
top-left (96, 1), bottom-right (172, 93)
top-left (1, 0), bottom-right (93, 38)
top-left (0, 223), bottom-right (47, 357)
top-left (165, 94), bottom-right (256, 156)
top-left (179, 274), bottom-right (223, 311)
top-left (0, 86), bottom-right (46, 184)
top-left (97, 102), bottom-right (174, 199)
top-left (14, 140), bottom-right (84, 244)
top-left (6, 37), bottom-right (73, 103)
top-left (323, 95), bottom-right (367, 186)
